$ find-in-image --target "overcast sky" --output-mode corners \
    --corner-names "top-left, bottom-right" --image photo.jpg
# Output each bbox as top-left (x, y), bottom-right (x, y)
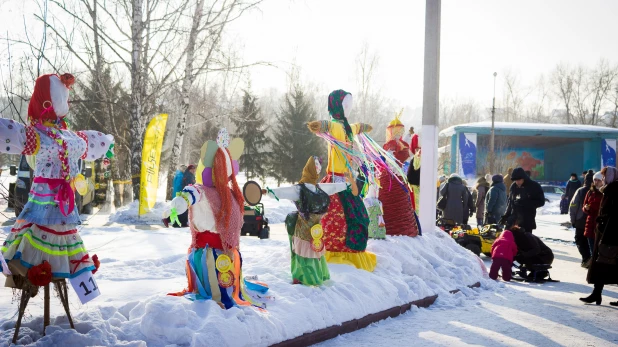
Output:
top-left (2, 0), bottom-right (617, 114)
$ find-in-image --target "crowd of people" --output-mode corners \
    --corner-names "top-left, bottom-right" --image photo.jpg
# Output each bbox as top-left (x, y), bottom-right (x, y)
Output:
top-left (437, 163), bottom-right (618, 308)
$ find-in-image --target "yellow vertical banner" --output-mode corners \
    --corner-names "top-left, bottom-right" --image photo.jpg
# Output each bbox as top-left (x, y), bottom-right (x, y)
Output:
top-left (139, 114), bottom-right (169, 215)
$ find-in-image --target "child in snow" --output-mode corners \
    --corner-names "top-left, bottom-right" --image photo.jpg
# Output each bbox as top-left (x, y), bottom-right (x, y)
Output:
top-left (489, 230), bottom-right (518, 281)
top-left (560, 193), bottom-right (569, 214)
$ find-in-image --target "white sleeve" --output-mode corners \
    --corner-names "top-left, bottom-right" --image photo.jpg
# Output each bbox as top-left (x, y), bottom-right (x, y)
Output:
top-left (181, 185), bottom-right (203, 205)
top-left (266, 186), bottom-right (300, 201)
top-left (318, 183), bottom-right (348, 195)
top-left (77, 130), bottom-right (114, 160)
top-left (0, 119), bottom-right (27, 154)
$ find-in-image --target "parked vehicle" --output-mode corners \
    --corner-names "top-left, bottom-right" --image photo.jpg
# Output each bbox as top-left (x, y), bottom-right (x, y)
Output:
top-left (541, 185), bottom-right (565, 203)
top-left (10, 155), bottom-right (95, 217)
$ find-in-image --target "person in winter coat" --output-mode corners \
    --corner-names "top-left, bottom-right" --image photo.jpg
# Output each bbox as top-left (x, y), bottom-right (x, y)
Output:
top-left (489, 230), bottom-right (518, 281)
top-left (510, 226), bottom-right (554, 268)
top-left (504, 167), bottom-right (514, 196)
top-left (172, 164), bottom-right (187, 197)
top-left (485, 174), bottom-right (508, 224)
top-left (560, 193), bottom-right (570, 214)
top-left (439, 174), bottom-right (469, 224)
top-left (181, 164), bottom-right (197, 187)
top-left (565, 173), bottom-right (582, 202)
top-left (500, 167), bottom-right (545, 232)
top-left (580, 166), bottom-right (618, 306)
top-left (461, 180), bottom-right (474, 225)
top-left (475, 177), bottom-right (490, 226)
top-left (570, 171), bottom-right (593, 266)
top-left (583, 172), bottom-right (605, 257)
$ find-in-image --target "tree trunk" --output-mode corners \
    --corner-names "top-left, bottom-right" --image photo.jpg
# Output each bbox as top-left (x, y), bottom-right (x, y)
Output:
top-left (130, 0), bottom-right (144, 200)
top-left (165, 0), bottom-right (205, 200)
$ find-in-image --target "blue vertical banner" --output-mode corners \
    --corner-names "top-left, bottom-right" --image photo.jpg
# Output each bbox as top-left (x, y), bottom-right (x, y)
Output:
top-left (601, 139), bottom-right (616, 168)
top-left (458, 133), bottom-right (477, 179)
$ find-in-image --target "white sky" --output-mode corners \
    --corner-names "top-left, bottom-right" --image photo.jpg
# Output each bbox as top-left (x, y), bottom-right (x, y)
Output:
top-left (1, 0), bottom-right (618, 113)
top-left (229, 0), bottom-right (618, 109)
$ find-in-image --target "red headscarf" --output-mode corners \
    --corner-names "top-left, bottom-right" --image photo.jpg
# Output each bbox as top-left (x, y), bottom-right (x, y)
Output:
top-left (28, 73), bottom-right (75, 125)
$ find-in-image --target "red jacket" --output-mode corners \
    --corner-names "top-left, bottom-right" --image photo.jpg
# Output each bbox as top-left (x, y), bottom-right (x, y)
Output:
top-left (583, 189), bottom-right (603, 239)
top-left (409, 134), bottom-right (419, 154)
top-left (491, 230), bottom-right (518, 261)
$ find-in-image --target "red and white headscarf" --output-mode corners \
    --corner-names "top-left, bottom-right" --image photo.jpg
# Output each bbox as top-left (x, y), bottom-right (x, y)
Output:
top-left (28, 73), bottom-right (75, 125)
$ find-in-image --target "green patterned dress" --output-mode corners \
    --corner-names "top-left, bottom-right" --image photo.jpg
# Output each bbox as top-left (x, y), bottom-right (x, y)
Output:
top-left (284, 184), bottom-right (331, 285)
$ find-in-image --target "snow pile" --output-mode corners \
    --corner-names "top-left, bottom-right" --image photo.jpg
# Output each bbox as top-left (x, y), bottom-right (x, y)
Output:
top-left (108, 200), bottom-right (168, 225)
top-left (0, 225), bottom-right (488, 347)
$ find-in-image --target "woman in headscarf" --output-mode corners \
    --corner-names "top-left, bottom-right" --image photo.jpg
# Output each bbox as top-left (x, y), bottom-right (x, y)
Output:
top-left (580, 166), bottom-right (618, 306)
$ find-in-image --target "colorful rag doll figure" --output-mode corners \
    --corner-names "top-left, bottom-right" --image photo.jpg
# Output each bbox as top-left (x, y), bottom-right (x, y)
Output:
top-left (307, 89), bottom-right (377, 272)
top-left (164, 129), bottom-right (263, 309)
top-left (265, 156), bottom-right (347, 285)
top-left (0, 74), bottom-right (113, 286)
top-left (363, 184), bottom-right (386, 239)
top-left (379, 113), bottom-right (420, 237)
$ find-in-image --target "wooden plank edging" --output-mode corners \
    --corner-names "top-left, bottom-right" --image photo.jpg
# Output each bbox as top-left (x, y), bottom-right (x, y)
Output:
top-left (270, 282), bottom-right (481, 347)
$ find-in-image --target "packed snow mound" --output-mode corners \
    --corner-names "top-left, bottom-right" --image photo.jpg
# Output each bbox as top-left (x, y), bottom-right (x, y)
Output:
top-left (108, 200), bottom-right (168, 225)
top-left (0, 225), bottom-right (489, 347)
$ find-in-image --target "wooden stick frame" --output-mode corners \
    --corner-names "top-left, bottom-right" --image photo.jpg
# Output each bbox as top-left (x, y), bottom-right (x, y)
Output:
top-left (11, 276), bottom-right (75, 345)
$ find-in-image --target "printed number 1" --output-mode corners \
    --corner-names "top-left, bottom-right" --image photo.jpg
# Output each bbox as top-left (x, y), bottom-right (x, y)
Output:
top-left (79, 276), bottom-right (98, 296)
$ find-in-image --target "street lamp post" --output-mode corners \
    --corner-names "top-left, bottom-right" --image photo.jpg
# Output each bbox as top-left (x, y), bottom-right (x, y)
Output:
top-left (489, 72), bottom-right (497, 174)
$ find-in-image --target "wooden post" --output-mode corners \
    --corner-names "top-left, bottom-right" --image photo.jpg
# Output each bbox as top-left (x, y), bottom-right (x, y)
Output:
top-left (55, 280), bottom-right (75, 329)
top-left (12, 288), bottom-right (31, 345)
top-left (419, 0), bottom-right (442, 234)
top-left (43, 284), bottom-right (50, 334)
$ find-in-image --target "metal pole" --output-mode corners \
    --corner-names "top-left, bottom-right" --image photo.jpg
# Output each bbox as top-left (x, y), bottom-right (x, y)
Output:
top-left (489, 72), bottom-right (497, 174)
top-left (419, 0), bottom-right (441, 235)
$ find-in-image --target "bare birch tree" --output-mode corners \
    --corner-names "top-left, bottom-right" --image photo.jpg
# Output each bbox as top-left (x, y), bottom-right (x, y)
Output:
top-left (551, 63), bottom-right (574, 124)
top-left (165, 0), bottom-right (263, 200)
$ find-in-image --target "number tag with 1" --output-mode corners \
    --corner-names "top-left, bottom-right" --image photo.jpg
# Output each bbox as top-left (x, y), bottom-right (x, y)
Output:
top-left (69, 271), bottom-right (101, 304)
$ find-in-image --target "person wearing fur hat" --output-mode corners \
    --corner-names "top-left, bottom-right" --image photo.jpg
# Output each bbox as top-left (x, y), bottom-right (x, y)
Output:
top-left (580, 166), bottom-right (618, 306)
top-left (570, 171), bottom-right (594, 266)
top-left (0, 74), bottom-right (114, 288)
top-left (485, 175), bottom-right (508, 225)
top-left (265, 156), bottom-right (347, 286)
top-left (500, 167), bottom-right (545, 232)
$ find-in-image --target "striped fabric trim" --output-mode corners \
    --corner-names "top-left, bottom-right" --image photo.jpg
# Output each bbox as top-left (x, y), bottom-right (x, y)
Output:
top-left (28, 197), bottom-right (56, 205)
top-left (6, 233), bottom-right (88, 256)
top-left (30, 192), bottom-right (56, 198)
top-left (11, 223), bottom-right (78, 235)
top-left (12, 252), bottom-right (95, 278)
top-left (5, 229), bottom-right (84, 249)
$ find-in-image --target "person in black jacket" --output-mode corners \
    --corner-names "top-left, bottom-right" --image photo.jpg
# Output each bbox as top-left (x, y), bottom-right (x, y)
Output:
top-left (510, 226), bottom-right (554, 266)
top-left (570, 171), bottom-right (593, 266)
top-left (500, 167), bottom-right (545, 232)
top-left (565, 173), bottom-right (582, 202)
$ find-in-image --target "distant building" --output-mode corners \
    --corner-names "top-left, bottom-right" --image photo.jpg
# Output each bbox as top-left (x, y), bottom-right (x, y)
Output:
top-left (439, 122), bottom-right (618, 182)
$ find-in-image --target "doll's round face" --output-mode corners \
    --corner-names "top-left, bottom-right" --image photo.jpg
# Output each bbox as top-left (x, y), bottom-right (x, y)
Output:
top-left (314, 156), bottom-right (322, 175)
top-left (342, 94), bottom-right (354, 117)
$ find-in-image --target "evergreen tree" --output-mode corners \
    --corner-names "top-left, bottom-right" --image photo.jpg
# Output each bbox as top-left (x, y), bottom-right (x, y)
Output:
top-left (272, 86), bottom-right (325, 184)
top-left (232, 90), bottom-right (272, 179)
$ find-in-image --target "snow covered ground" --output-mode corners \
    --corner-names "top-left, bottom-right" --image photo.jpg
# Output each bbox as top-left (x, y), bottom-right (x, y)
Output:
top-left (0, 216), bottom-right (486, 346)
top-left (1, 171), bottom-right (614, 347)
top-left (318, 240), bottom-right (618, 347)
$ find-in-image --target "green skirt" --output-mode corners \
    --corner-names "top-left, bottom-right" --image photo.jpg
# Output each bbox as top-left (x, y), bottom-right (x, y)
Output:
top-left (285, 213), bottom-right (330, 286)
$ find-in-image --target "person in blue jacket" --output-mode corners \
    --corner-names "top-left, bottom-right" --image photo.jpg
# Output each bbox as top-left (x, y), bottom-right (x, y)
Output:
top-left (485, 174), bottom-right (508, 225)
top-left (172, 164), bottom-right (187, 197)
